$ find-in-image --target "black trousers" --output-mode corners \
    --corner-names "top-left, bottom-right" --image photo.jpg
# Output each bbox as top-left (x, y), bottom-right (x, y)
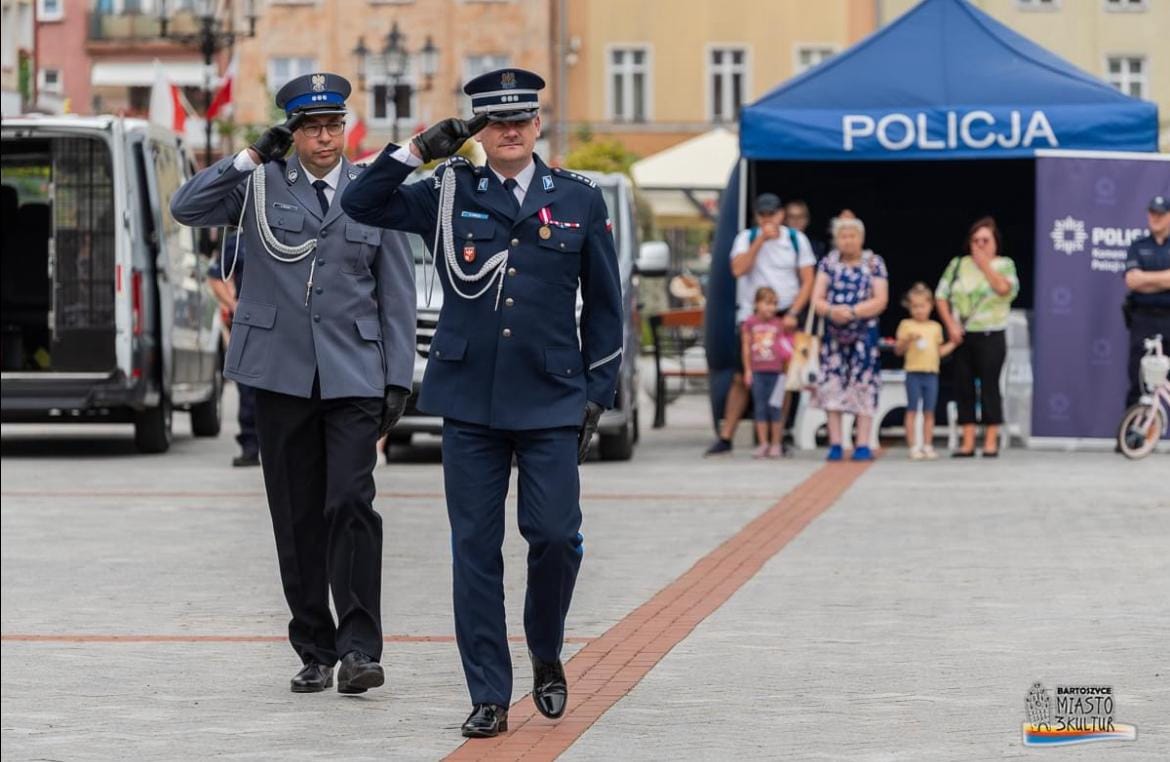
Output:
top-left (255, 384), bottom-right (383, 666)
top-left (1127, 308), bottom-right (1170, 406)
top-left (952, 329), bottom-right (1006, 425)
top-left (236, 382), bottom-right (258, 456)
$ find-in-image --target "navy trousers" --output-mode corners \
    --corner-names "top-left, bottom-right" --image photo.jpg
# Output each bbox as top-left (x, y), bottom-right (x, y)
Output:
top-left (441, 418), bottom-right (584, 707)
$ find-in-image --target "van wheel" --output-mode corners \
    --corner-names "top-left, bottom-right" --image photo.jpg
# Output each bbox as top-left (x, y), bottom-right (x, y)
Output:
top-left (134, 397), bottom-right (173, 454)
top-left (190, 369), bottom-right (223, 437)
top-left (599, 420), bottom-right (635, 461)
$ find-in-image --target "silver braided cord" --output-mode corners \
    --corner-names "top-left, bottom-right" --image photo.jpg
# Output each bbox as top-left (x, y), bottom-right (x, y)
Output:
top-left (429, 162), bottom-right (509, 310)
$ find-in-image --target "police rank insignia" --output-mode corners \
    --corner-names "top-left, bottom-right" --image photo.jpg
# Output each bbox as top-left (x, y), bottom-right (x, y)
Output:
top-left (501, 71), bottom-right (516, 89)
top-left (311, 74), bottom-right (326, 92)
top-left (287, 168), bottom-right (299, 183)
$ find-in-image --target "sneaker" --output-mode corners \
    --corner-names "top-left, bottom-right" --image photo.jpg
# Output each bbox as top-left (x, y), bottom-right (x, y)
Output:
top-left (752, 443), bottom-right (769, 459)
top-left (704, 438), bottom-right (733, 457)
top-left (766, 444), bottom-right (783, 459)
top-left (826, 444), bottom-right (844, 461)
top-left (922, 445), bottom-right (939, 460)
top-left (909, 447), bottom-right (925, 461)
top-left (852, 445), bottom-right (874, 461)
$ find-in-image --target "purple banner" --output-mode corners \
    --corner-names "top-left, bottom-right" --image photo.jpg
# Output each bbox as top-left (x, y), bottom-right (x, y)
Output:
top-left (1033, 154), bottom-right (1170, 440)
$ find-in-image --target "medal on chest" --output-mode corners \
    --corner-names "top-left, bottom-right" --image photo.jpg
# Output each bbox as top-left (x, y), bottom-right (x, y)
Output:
top-left (538, 206), bottom-right (552, 240)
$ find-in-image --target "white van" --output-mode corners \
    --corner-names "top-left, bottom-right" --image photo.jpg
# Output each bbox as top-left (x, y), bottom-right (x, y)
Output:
top-left (1, 116), bottom-right (223, 452)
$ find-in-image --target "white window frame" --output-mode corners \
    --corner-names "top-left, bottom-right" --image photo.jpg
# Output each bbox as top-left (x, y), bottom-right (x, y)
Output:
top-left (605, 44), bottom-right (652, 124)
top-left (1104, 0), bottom-right (1147, 11)
top-left (706, 44), bottom-right (749, 124)
top-left (1015, 0), bottom-right (1060, 10)
top-left (1105, 54), bottom-right (1148, 99)
top-left (38, 66), bottom-right (62, 94)
top-left (37, 0), bottom-right (65, 22)
top-left (266, 56), bottom-right (318, 95)
top-left (793, 44), bottom-right (837, 74)
top-left (366, 68), bottom-right (419, 130)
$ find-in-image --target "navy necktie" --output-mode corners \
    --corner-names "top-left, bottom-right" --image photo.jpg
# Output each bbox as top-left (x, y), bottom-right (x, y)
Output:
top-left (503, 178), bottom-right (521, 214)
top-left (311, 179), bottom-right (330, 216)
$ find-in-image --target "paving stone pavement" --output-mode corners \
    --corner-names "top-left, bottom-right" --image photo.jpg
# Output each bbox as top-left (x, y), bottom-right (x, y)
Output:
top-left (2, 383), bottom-right (1166, 760)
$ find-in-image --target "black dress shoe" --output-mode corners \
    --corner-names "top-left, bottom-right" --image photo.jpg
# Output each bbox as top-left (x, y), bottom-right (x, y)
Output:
top-left (461, 703), bottom-right (508, 738)
top-left (232, 452), bottom-right (260, 467)
top-left (290, 662), bottom-right (332, 693)
top-left (337, 650), bottom-right (384, 694)
top-left (529, 652), bottom-right (568, 719)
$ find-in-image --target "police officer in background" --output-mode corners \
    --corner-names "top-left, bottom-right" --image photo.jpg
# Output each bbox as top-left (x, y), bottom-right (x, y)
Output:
top-left (171, 73), bottom-right (416, 695)
top-left (207, 231), bottom-right (259, 467)
top-left (1123, 194), bottom-right (1170, 406)
top-left (342, 69), bottom-right (622, 738)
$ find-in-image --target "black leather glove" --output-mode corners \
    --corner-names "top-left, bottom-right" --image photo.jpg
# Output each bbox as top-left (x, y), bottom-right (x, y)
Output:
top-left (412, 114), bottom-right (490, 163)
top-left (380, 385), bottom-right (410, 436)
top-left (249, 114), bottom-right (303, 163)
top-left (577, 401), bottom-right (604, 464)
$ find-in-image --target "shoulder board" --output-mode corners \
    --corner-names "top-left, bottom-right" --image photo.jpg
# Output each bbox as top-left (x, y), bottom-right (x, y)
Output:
top-left (445, 155), bottom-right (472, 168)
top-left (552, 167), bottom-right (597, 188)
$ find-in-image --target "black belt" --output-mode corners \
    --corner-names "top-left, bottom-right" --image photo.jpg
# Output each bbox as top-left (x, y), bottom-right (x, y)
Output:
top-left (1131, 305), bottom-right (1170, 317)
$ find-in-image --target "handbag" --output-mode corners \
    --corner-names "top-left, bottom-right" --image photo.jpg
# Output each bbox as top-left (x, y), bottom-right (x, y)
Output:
top-left (785, 306), bottom-right (822, 391)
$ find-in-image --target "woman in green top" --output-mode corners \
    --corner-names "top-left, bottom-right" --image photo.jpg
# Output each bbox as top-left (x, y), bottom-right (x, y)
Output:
top-left (935, 217), bottom-right (1019, 457)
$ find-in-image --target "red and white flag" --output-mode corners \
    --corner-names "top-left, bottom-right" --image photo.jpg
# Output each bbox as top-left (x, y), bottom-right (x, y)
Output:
top-left (205, 50), bottom-right (237, 121)
top-left (346, 116), bottom-right (368, 158)
top-left (148, 60), bottom-right (189, 135)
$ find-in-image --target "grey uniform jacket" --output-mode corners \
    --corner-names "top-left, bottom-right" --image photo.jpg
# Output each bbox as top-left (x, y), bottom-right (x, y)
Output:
top-left (171, 155), bottom-right (416, 400)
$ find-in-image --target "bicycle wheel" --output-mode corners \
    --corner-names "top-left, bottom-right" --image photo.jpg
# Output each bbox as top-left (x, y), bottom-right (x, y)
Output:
top-left (1116, 403), bottom-right (1166, 460)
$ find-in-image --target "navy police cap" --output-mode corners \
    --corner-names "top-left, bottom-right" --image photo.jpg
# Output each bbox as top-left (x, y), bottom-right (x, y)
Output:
top-left (464, 68), bottom-right (544, 122)
top-left (275, 72), bottom-right (351, 118)
top-left (1150, 195), bottom-right (1169, 214)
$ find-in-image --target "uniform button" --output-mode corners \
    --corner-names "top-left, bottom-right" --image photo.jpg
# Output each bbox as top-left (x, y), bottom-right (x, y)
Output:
top-left (559, 242), bottom-right (566, 249)
top-left (433, 349), bottom-right (441, 357)
top-left (511, 238), bottom-right (519, 247)
top-left (313, 314), bottom-right (321, 322)
top-left (320, 230), bottom-right (328, 238)
top-left (467, 232), bottom-right (474, 239)
top-left (508, 267), bottom-right (517, 276)
top-left (243, 313), bottom-right (251, 320)
top-left (502, 328), bottom-right (512, 337)
top-left (317, 259), bottom-right (325, 266)
top-left (315, 287), bottom-right (323, 295)
top-left (504, 297), bottom-right (514, 307)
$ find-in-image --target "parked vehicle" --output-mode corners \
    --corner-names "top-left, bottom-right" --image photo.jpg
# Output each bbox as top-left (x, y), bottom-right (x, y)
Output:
top-left (392, 169), bottom-right (669, 461)
top-left (1, 116), bottom-right (223, 453)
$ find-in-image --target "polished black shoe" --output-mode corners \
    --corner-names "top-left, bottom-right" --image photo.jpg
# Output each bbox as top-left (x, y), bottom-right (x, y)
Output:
top-left (461, 703), bottom-right (508, 738)
top-left (232, 451), bottom-right (260, 467)
top-left (337, 650), bottom-right (384, 694)
top-left (290, 662), bottom-right (332, 693)
top-left (529, 652), bottom-right (568, 719)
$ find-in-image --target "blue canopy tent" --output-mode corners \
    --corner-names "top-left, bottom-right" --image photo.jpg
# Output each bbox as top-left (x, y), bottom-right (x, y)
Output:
top-left (704, 0), bottom-right (1160, 432)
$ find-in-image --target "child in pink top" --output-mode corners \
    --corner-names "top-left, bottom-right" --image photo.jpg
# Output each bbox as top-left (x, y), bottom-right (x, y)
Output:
top-left (742, 286), bottom-right (795, 458)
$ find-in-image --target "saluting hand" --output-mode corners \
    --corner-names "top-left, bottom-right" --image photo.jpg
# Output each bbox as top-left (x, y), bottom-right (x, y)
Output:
top-left (411, 115), bottom-right (490, 163)
top-left (249, 114), bottom-right (304, 163)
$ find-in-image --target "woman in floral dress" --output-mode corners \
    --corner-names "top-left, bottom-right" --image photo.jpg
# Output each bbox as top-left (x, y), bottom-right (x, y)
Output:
top-left (810, 217), bottom-right (889, 461)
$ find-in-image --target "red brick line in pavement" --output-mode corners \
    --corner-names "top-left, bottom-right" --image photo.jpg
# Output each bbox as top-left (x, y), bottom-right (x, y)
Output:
top-left (0, 634), bottom-right (592, 645)
top-left (0, 489), bottom-right (770, 502)
top-left (444, 461), bottom-right (870, 762)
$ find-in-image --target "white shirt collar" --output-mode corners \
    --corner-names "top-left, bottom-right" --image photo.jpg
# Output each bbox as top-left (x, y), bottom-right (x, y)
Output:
top-left (490, 160), bottom-right (536, 192)
top-left (306, 159), bottom-right (344, 189)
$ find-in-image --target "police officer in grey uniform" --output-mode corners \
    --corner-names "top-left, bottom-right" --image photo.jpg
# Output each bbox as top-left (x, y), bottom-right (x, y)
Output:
top-left (170, 73), bottom-right (416, 695)
top-left (342, 68), bottom-right (623, 737)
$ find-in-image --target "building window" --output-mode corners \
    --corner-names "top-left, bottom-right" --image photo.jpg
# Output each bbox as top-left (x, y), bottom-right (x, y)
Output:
top-left (795, 46), bottom-right (835, 73)
top-left (39, 67), bottom-right (62, 94)
top-left (1104, 0), bottom-right (1146, 10)
top-left (1106, 55), bottom-right (1147, 99)
top-left (607, 46), bottom-right (649, 123)
top-left (1016, 0), bottom-right (1059, 9)
top-left (37, 0), bottom-right (64, 21)
top-left (267, 57), bottom-right (317, 94)
top-left (462, 54), bottom-right (510, 113)
top-left (708, 46), bottom-right (747, 123)
top-left (367, 65), bottom-right (417, 129)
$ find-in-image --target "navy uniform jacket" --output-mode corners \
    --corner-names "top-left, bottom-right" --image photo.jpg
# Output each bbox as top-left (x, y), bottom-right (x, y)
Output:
top-left (341, 149), bottom-right (622, 430)
top-left (171, 155), bottom-right (417, 399)
top-left (1125, 233), bottom-right (1170, 309)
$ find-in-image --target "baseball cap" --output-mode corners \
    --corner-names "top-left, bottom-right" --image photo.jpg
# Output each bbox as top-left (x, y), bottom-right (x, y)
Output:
top-left (755, 193), bottom-right (782, 215)
top-left (1149, 195), bottom-right (1169, 214)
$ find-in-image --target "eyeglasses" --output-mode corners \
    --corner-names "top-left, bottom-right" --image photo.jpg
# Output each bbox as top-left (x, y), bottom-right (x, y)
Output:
top-left (299, 122), bottom-right (346, 138)
top-left (971, 236), bottom-right (994, 244)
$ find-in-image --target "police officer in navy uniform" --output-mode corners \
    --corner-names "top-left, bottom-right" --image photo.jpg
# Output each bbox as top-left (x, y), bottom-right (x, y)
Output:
top-left (1123, 194), bottom-right (1170, 407)
top-left (171, 73), bottom-right (416, 695)
top-left (342, 68), bottom-right (622, 738)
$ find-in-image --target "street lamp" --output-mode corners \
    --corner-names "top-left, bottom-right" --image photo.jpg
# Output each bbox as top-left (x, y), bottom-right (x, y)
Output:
top-left (352, 22), bottom-right (439, 143)
top-left (156, 0), bottom-right (259, 168)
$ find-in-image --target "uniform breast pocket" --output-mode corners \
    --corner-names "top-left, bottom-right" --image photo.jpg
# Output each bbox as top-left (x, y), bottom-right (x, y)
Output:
top-left (267, 211), bottom-right (305, 247)
top-left (343, 222), bottom-right (381, 274)
top-left (225, 300), bottom-right (277, 378)
top-left (532, 228), bottom-right (585, 284)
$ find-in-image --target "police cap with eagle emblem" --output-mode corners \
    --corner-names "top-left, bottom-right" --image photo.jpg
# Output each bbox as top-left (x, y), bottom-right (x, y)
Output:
top-left (464, 68), bottom-right (544, 122)
top-left (275, 72), bottom-right (351, 118)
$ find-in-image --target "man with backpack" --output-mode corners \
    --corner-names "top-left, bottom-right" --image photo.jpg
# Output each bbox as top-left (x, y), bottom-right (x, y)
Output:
top-left (705, 193), bottom-right (816, 456)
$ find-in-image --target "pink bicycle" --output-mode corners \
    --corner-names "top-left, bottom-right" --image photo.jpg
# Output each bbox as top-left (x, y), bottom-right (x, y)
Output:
top-left (1117, 334), bottom-right (1169, 459)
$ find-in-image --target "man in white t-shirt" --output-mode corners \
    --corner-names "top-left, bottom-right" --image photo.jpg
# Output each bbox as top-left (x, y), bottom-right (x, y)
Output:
top-left (705, 193), bottom-right (815, 456)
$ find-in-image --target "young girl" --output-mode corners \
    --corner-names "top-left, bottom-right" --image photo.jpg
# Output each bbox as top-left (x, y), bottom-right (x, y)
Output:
top-left (742, 286), bottom-right (795, 458)
top-left (895, 283), bottom-right (956, 460)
